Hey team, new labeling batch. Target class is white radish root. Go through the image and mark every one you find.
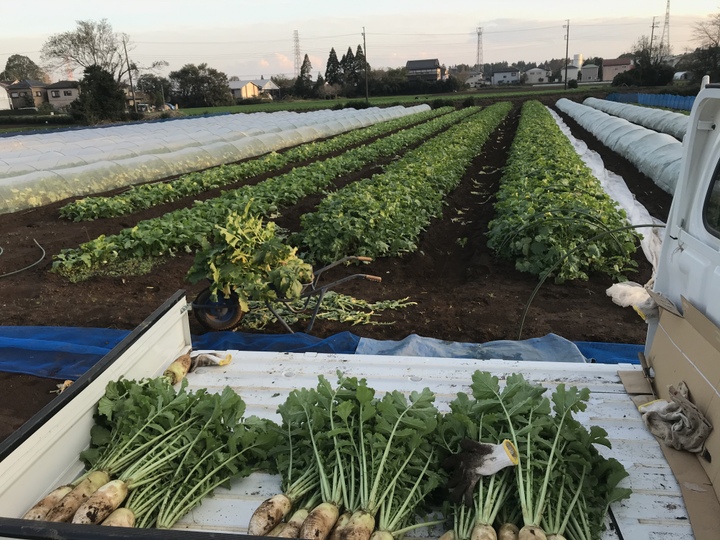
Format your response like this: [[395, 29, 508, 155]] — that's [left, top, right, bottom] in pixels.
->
[[22, 485, 73, 520], [497, 523, 519, 540], [369, 531, 394, 540], [163, 353, 192, 384], [101, 508, 136, 527], [439, 530, 456, 540], [248, 493, 293, 536], [342, 510, 376, 540], [72, 479, 129, 525], [45, 471, 110, 522], [298, 502, 340, 540], [471, 522, 498, 540], [518, 525, 547, 540], [268, 522, 289, 536], [328, 511, 352, 540], [276, 508, 310, 538]]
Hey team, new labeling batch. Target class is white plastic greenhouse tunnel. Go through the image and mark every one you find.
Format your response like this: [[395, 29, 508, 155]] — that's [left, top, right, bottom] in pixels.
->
[[556, 98, 683, 195], [0, 105, 430, 215], [582, 97, 688, 141]]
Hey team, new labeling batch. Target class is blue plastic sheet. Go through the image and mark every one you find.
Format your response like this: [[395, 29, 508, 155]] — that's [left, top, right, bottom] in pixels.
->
[[0, 326, 641, 380]]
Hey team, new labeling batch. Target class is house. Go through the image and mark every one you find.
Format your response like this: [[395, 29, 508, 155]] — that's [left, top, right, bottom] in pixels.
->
[[465, 74, 485, 88], [46, 80, 80, 111], [491, 68, 520, 85], [229, 80, 261, 100], [0, 83, 11, 110], [602, 58, 633, 82], [581, 63, 600, 82], [406, 59, 444, 82], [253, 78, 280, 98], [7, 80, 47, 109], [525, 67, 551, 84], [560, 65, 580, 82]]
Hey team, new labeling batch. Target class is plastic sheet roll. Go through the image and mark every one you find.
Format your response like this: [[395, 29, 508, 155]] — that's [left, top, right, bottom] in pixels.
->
[[0, 104, 431, 214], [583, 97, 688, 141], [556, 98, 683, 194]]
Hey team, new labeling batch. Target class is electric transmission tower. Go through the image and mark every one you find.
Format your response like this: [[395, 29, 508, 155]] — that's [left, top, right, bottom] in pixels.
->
[[476, 26, 483, 72], [293, 30, 301, 78], [659, 0, 671, 54]]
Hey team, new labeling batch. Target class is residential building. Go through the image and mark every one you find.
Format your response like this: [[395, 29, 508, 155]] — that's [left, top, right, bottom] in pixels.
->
[[7, 80, 47, 108], [229, 80, 261, 100], [581, 63, 600, 82], [253, 78, 280, 98], [525, 67, 551, 84], [46, 80, 80, 111], [602, 58, 633, 82], [465, 74, 485, 88], [560, 65, 580, 82], [406, 59, 444, 82], [0, 83, 11, 110], [491, 68, 520, 85]]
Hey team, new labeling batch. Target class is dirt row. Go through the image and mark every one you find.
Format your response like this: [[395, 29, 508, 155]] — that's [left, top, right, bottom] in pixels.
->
[[0, 98, 674, 441]]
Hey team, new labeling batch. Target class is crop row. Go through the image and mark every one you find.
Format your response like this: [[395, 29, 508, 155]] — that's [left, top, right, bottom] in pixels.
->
[[59, 107, 450, 222], [52, 107, 479, 277], [487, 100, 639, 282], [295, 102, 512, 263]]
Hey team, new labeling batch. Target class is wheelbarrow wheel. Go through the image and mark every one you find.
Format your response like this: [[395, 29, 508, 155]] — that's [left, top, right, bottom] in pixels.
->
[[193, 287, 244, 331]]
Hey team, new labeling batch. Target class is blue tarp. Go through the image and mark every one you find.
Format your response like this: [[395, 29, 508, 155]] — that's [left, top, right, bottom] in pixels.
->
[[606, 92, 696, 112], [0, 326, 641, 381]]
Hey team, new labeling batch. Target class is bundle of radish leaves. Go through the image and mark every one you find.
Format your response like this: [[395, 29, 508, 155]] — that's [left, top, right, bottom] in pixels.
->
[[248, 372, 447, 540], [23, 376, 278, 527], [454, 371, 632, 540]]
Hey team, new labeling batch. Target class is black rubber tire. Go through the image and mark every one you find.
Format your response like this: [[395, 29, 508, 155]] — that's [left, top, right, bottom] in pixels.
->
[[193, 287, 244, 331]]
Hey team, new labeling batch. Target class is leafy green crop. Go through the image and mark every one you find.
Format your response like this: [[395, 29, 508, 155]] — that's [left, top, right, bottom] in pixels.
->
[[187, 202, 314, 312], [296, 103, 511, 263], [59, 108, 451, 221], [487, 100, 639, 282], [52, 108, 475, 278]]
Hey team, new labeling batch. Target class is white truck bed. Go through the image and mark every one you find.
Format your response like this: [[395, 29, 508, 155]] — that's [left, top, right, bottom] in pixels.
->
[[0, 293, 695, 539]]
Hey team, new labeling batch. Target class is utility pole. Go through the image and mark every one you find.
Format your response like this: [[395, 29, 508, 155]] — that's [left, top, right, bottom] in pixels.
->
[[122, 38, 137, 113], [563, 20, 570, 90], [650, 16, 659, 60], [476, 26, 483, 73], [362, 27, 369, 104]]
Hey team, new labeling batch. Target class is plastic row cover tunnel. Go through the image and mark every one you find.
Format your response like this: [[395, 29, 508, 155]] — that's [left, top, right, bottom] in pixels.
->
[[0, 105, 430, 214], [556, 98, 683, 195], [583, 97, 688, 141]]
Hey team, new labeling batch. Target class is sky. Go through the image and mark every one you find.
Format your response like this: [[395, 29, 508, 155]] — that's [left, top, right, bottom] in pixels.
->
[[0, 0, 716, 81]]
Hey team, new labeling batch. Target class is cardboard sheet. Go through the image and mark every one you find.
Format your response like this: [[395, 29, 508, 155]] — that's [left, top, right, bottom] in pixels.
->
[[626, 296, 720, 539]]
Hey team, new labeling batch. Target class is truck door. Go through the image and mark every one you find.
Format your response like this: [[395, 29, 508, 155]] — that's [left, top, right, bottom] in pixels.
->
[[652, 86, 720, 334]]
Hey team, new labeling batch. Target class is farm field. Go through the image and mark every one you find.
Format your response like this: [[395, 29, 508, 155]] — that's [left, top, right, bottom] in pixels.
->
[[0, 97, 673, 437]]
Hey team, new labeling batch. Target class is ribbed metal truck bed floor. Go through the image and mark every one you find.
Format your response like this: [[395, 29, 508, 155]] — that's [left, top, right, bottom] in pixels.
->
[[174, 351, 693, 540]]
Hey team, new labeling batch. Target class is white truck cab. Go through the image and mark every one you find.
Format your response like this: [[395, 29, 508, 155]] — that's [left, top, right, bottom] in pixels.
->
[[652, 80, 720, 338]]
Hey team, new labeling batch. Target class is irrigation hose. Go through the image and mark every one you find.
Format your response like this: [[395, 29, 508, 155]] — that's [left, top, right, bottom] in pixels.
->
[[517, 223, 666, 340], [0, 239, 46, 279]]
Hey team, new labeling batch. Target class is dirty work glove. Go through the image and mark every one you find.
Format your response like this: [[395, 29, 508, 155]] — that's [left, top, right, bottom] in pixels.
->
[[642, 381, 713, 454], [443, 438, 518, 506]]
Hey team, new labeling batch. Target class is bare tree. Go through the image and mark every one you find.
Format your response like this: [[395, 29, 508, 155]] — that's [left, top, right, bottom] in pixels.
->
[[693, 12, 720, 49], [41, 19, 130, 82]]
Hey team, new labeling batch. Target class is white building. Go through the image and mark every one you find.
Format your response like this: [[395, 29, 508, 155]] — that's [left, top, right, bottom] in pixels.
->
[[525, 67, 551, 84], [0, 84, 10, 110], [491, 68, 520, 85], [561, 65, 580, 82], [581, 64, 600, 82], [465, 74, 485, 88]]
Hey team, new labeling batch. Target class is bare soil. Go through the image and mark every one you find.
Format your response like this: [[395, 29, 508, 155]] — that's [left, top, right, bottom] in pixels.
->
[[0, 97, 673, 443]]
